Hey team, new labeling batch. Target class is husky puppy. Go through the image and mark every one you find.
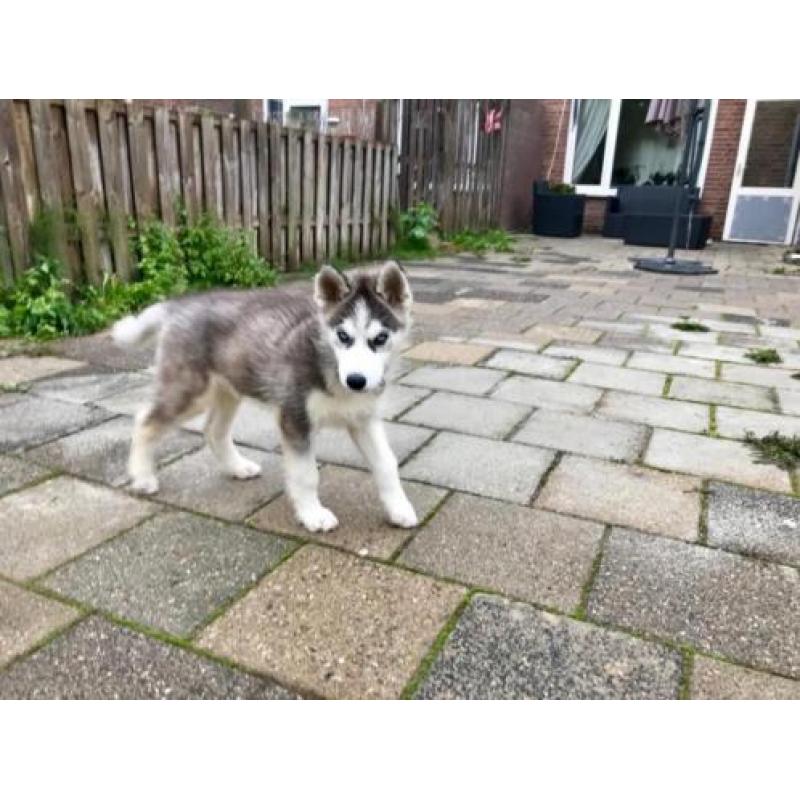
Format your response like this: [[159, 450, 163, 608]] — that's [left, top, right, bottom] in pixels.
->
[[112, 261, 418, 533]]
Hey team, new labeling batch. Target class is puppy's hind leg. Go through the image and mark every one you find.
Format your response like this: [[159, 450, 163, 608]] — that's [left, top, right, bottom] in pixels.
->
[[349, 417, 417, 528], [129, 405, 170, 495], [129, 373, 208, 494], [204, 381, 261, 479]]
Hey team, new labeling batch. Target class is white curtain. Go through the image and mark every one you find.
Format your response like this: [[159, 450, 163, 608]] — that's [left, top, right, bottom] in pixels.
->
[[573, 99, 610, 182]]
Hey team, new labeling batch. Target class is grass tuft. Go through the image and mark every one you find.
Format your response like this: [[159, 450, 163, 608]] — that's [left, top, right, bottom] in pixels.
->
[[745, 348, 782, 365], [671, 318, 710, 333], [744, 430, 800, 470]]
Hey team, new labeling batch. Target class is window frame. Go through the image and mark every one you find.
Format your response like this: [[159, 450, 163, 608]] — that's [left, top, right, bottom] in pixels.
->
[[563, 99, 717, 197]]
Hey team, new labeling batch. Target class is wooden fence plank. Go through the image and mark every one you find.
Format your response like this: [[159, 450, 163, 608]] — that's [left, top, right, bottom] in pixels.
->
[[178, 111, 199, 223], [302, 129, 314, 263], [14, 102, 38, 223], [97, 100, 130, 280], [375, 144, 385, 253], [315, 134, 328, 262], [0, 100, 30, 277], [29, 100, 71, 271], [286, 127, 301, 268], [363, 141, 374, 255], [352, 139, 364, 257], [154, 106, 176, 226], [240, 119, 254, 241], [269, 123, 285, 269], [340, 140, 353, 258], [0, 180, 12, 285], [256, 121, 271, 261], [221, 116, 238, 227], [200, 114, 221, 219], [64, 99, 103, 285], [381, 146, 392, 250], [328, 136, 340, 260], [128, 104, 153, 223]]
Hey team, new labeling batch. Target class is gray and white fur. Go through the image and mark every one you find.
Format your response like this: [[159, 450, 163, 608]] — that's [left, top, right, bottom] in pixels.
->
[[111, 261, 417, 533]]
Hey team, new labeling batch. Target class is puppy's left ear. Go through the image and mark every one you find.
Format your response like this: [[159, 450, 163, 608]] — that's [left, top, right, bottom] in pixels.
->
[[376, 260, 412, 309]]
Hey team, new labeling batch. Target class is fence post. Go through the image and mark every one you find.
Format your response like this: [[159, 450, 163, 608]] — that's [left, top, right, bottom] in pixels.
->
[[0, 100, 30, 280], [97, 100, 131, 281], [64, 99, 103, 285]]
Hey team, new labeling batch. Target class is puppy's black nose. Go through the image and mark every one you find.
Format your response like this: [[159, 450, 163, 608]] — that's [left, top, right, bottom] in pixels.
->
[[346, 373, 367, 391]]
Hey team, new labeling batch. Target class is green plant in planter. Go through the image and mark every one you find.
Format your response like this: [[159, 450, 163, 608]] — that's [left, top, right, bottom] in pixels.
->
[[548, 183, 576, 195]]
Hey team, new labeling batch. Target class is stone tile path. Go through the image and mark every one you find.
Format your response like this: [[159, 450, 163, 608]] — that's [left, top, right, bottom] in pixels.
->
[[2, 235, 800, 698]]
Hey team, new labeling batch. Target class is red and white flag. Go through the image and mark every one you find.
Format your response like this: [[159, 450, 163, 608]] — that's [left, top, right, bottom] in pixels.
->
[[484, 105, 503, 134]]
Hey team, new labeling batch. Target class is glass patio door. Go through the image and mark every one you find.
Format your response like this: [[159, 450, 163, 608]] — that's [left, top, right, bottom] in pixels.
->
[[725, 99, 800, 244]]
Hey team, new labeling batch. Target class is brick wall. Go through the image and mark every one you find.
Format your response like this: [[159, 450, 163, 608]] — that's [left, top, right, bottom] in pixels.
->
[[540, 99, 570, 184], [498, 100, 543, 231], [698, 100, 746, 240], [328, 99, 378, 139], [139, 99, 263, 120], [537, 98, 747, 240]]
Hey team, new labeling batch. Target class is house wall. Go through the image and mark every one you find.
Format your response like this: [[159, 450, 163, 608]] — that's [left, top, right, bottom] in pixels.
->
[[498, 100, 543, 231], [139, 99, 262, 120], [537, 98, 748, 240], [328, 99, 378, 139], [697, 100, 746, 240]]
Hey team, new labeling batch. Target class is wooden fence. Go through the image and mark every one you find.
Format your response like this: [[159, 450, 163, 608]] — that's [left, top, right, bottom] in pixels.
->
[[398, 99, 508, 233], [0, 99, 398, 286]]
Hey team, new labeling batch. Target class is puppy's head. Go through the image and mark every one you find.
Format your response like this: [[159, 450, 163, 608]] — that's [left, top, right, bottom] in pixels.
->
[[314, 261, 412, 393]]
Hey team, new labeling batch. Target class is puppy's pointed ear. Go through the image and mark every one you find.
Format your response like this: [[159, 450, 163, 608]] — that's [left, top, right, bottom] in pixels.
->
[[376, 260, 412, 309], [314, 265, 350, 310]]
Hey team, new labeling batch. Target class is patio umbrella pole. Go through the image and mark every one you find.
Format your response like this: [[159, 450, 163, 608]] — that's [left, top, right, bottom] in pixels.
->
[[633, 99, 717, 276], [665, 100, 696, 263]]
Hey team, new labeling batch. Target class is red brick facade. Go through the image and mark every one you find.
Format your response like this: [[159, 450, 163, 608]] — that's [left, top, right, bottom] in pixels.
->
[[537, 99, 747, 239], [697, 100, 746, 239], [140, 99, 263, 120], [328, 99, 379, 139]]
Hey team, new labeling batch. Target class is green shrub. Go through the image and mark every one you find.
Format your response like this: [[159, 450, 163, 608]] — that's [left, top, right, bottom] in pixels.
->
[[0, 215, 276, 341], [548, 183, 576, 195], [397, 202, 439, 250]]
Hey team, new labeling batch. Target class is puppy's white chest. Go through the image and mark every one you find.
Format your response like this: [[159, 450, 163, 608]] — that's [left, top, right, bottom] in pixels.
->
[[307, 389, 378, 429]]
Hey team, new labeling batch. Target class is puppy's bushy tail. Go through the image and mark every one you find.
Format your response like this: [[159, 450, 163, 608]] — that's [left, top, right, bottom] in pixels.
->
[[111, 303, 167, 348]]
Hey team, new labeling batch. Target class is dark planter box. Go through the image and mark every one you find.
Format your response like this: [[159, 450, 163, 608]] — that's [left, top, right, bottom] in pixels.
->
[[623, 213, 712, 250], [532, 181, 585, 237]]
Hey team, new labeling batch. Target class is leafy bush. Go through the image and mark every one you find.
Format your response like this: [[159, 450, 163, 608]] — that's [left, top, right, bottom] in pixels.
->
[[548, 183, 576, 195], [0, 215, 276, 341], [0, 259, 75, 339], [397, 203, 439, 250]]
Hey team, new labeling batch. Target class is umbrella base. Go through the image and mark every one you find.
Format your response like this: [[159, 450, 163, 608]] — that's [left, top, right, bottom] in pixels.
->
[[631, 257, 717, 275]]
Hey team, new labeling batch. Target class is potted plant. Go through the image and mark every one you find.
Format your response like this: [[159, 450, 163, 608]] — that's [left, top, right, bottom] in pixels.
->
[[532, 181, 585, 237]]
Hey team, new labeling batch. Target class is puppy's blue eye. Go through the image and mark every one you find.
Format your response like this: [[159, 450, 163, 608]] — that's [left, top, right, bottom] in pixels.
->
[[337, 329, 353, 346], [372, 332, 389, 347]]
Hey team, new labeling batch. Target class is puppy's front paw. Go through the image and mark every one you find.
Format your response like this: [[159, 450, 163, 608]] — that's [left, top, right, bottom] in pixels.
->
[[130, 475, 159, 495], [298, 505, 339, 533], [386, 496, 418, 528], [228, 457, 262, 480]]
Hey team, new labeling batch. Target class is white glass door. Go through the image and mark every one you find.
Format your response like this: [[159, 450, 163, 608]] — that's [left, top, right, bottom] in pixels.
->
[[725, 99, 800, 244]]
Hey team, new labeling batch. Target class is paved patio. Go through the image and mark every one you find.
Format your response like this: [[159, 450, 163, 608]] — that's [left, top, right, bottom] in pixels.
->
[[1, 235, 800, 699]]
